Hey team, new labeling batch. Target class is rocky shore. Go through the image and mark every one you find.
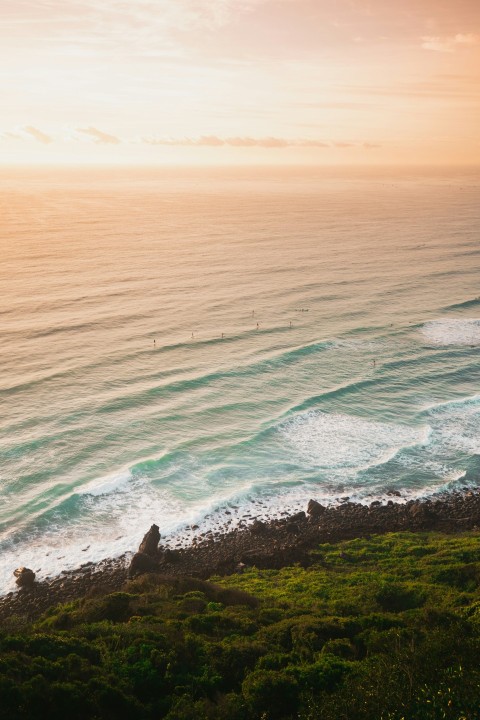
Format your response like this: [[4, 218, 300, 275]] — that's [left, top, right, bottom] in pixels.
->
[[1, 489, 480, 623]]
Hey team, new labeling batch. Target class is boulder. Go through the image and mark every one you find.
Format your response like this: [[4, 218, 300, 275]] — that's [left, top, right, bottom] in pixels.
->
[[408, 501, 436, 522], [138, 524, 160, 557], [289, 511, 306, 523], [307, 499, 326, 518], [13, 567, 35, 588]]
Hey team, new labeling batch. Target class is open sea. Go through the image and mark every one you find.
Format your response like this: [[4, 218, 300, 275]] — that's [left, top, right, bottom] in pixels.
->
[[1, 165, 479, 592]]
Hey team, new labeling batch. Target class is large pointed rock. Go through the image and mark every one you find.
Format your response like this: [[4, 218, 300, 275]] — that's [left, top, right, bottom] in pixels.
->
[[138, 524, 160, 557]]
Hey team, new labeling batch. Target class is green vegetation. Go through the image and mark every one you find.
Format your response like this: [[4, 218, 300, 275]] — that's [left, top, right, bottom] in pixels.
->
[[1, 532, 480, 719]]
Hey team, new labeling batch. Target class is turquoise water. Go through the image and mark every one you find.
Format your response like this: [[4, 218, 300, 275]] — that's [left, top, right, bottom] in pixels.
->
[[1, 166, 479, 590]]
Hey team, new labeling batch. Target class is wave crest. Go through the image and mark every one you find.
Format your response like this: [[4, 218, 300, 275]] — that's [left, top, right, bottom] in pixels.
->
[[279, 411, 427, 472], [421, 319, 480, 346]]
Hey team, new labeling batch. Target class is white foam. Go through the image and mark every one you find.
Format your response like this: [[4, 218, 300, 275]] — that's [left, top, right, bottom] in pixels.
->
[[0, 474, 257, 594], [426, 399, 480, 455], [396, 395, 480, 483], [279, 411, 428, 472], [74, 469, 132, 496], [1, 401, 478, 594], [421, 319, 480, 346]]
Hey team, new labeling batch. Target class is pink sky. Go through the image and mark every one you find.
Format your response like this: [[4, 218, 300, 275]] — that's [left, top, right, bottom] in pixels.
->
[[1, 0, 479, 164]]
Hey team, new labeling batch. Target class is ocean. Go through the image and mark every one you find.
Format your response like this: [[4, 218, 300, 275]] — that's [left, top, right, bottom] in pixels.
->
[[1, 165, 479, 592]]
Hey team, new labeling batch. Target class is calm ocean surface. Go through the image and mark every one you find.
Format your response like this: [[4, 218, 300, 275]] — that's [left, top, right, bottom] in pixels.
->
[[1, 166, 479, 591]]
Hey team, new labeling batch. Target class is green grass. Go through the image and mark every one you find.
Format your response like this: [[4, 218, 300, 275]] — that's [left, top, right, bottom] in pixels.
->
[[1, 532, 480, 719]]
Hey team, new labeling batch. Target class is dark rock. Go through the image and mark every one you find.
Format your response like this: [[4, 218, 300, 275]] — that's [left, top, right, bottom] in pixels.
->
[[138, 524, 160, 557], [13, 567, 36, 588], [250, 520, 267, 535], [307, 499, 326, 517], [129, 552, 159, 576], [408, 501, 436, 523], [289, 511, 306, 524]]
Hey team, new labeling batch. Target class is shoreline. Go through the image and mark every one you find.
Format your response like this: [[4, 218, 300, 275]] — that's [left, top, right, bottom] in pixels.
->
[[1, 487, 480, 623]]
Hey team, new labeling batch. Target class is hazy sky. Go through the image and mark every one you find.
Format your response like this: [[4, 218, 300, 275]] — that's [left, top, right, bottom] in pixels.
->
[[1, 0, 479, 164]]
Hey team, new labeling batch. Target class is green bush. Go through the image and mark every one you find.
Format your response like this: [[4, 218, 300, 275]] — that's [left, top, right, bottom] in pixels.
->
[[242, 669, 299, 719]]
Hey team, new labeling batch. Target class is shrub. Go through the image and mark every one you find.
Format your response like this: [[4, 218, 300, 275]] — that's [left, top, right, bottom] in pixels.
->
[[242, 669, 299, 719]]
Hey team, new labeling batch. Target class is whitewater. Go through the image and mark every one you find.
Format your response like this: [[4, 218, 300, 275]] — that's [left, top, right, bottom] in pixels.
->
[[0, 165, 479, 592]]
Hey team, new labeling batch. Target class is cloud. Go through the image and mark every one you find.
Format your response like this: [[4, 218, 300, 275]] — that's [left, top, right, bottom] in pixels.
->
[[76, 126, 121, 144], [298, 139, 330, 147], [195, 135, 225, 146], [421, 33, 478, 53], [141, 135, 335, 148], [1, 131, 22, 140], [23, 126, 53, 144], [140, 135, 385, 150]]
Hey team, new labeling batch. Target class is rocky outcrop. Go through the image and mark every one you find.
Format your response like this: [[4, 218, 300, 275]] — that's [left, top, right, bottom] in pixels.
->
[[138, 524, 161, 556], [129, 524, 163, 577], [307, 499, 326, 518], [13, 567, 36, 588]]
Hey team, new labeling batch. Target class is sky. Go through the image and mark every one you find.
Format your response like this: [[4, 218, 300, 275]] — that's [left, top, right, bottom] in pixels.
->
[[1, 0, 480, 165]]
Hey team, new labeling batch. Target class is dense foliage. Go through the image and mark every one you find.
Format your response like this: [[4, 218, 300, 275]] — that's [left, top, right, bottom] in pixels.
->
[[1, 532, 480, 719]]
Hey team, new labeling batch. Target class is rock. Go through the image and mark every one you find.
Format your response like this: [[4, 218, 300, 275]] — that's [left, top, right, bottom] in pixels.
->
[[129, 552, 159, 576], [289, 511, 306, 524], [250, 520, 267, 535], [138, 524, 160, 557], [408, 501, 436, 522], [307, 499, 326, 517], [13, 567, 36, 588]]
